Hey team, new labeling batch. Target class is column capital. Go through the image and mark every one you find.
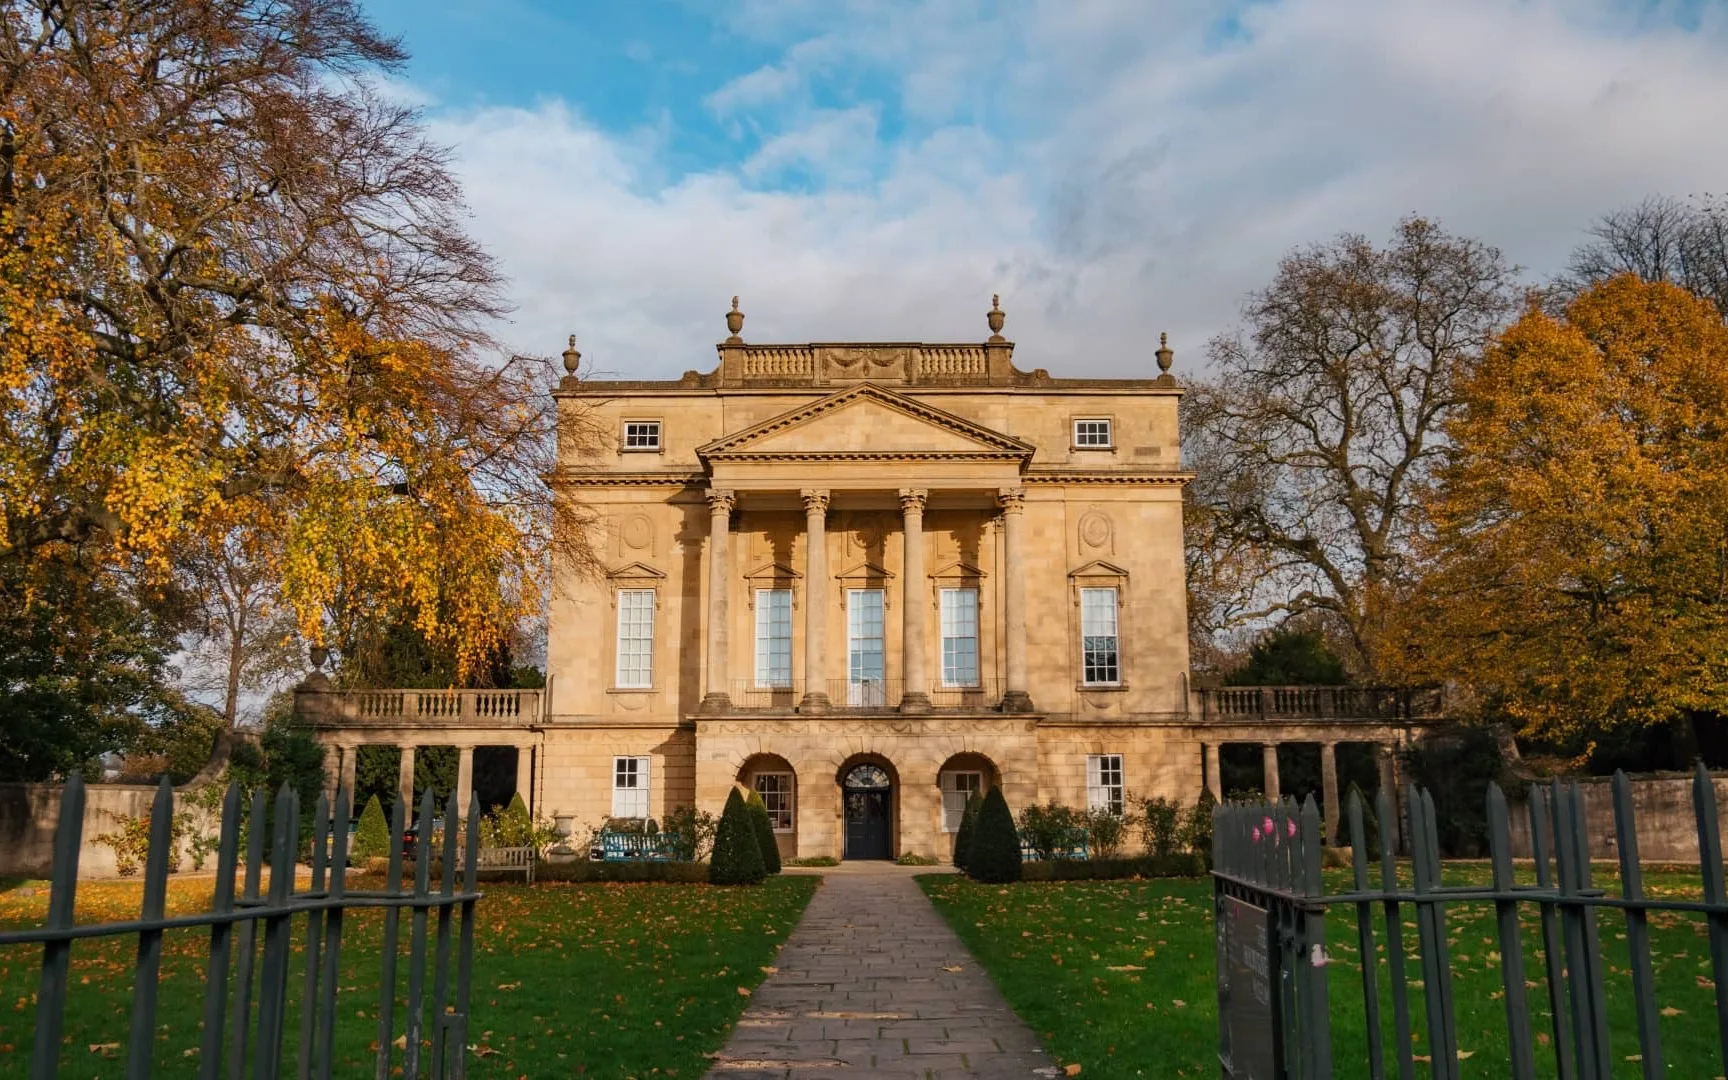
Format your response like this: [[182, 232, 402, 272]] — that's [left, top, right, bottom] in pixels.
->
[[800, 489, 830, 515], [996, 487, 1026, 514], [897, 488, 928, 513], [706, 488, 736, 514]]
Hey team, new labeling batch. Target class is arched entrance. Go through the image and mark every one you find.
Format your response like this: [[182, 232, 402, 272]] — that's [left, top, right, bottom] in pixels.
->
[[737, 753, 798, 861], [840, 761, 894, 860]]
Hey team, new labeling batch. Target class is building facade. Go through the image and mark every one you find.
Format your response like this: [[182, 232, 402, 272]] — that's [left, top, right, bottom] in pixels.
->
[[539, 298, 1195, 860], [302, 299, 1435, 858]]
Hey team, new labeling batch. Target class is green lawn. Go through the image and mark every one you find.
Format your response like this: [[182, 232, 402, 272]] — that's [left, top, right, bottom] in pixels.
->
[[0, 872, 817, 1078], [920, 866, 1728, 1080]]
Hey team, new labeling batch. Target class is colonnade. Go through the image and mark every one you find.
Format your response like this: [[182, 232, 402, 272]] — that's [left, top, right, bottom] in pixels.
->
[[701, 485, 1032, 714], [1200, 737, 1403, 848], [321, 741, 535, 815]]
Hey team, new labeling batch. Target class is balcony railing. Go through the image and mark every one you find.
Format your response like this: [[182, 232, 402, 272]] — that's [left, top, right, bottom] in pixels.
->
[[303, 688, 543, 728], [1197, 685, 1443, 723], [726, 677, 1004, 712]]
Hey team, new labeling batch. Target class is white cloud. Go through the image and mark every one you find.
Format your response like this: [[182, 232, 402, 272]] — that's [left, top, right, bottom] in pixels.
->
[[427, 0, 1728, 380]]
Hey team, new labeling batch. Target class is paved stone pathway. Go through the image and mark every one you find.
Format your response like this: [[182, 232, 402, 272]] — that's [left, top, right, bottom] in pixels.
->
[[704, 867, 1057, 1080]]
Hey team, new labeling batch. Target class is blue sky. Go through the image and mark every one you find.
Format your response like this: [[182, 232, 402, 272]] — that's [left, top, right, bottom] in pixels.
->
[[349, 0, 1728, 380]]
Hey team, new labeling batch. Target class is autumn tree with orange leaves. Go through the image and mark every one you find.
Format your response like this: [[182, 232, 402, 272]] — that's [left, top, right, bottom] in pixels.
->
[[1393, 276, 1728, 742], [0, 0, 594, 776]]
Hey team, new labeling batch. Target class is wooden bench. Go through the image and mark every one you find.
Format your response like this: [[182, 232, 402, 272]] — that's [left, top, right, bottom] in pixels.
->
[[1020, 830, 1090, 862], [594, 831, 680, 862], [473, 845, 536, 883]]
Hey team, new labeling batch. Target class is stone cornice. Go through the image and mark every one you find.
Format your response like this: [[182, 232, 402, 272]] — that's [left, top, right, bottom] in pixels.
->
[[1023, 471, 1194, 485], [551, 470, 706, 487]]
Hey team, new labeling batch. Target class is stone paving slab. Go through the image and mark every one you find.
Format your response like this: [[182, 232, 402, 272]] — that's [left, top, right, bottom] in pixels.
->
[[704, 868, 1059, 1080]]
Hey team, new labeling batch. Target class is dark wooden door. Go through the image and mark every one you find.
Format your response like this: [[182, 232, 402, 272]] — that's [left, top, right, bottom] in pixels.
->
[[843, 788, 891, 859]]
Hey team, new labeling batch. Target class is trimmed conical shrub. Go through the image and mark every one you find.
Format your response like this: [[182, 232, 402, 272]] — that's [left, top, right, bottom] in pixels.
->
[[709, 787, 766, 885], [353, 794, 390, 860], [953, 792, 982, 870], [967, 786, 1022, 884], [745, 790, 782, 874]]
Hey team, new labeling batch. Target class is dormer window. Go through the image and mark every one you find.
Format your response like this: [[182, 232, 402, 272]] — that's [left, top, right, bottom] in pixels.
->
[[1073, 418, 1113, 448], [623, 420, 661, 451]]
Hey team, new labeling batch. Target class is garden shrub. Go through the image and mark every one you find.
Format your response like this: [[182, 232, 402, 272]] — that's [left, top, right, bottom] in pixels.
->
[[1016, 802, 1083, 861], [952, 792, 982, 870], [1085, 807, 1132, 858], [662, 805, 718, 862], [895, 852, 939, 866], [1019, 853, 1205, 882], [535, 859, 711, 884], [93, 806, 188, 876], [745, 790, 782, 874], [709, 787, 766, 885], [785, 855, 839, 867], [1181, 790, 1217, 864], [1141, 796, 1181, 856], [353, 795, 390, 860], [968, 787, 1022, 884]]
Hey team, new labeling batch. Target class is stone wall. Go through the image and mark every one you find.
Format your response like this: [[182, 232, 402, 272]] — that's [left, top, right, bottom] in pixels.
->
[[0, 782, 214, 879], [1503, 772, 1728, 863]]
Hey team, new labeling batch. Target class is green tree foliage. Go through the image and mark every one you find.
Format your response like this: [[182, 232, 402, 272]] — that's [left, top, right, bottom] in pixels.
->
[[353, 795, 390, 860], [1224, 627, 1347, 686], [1400, 729, 1503, 857], [0, 553, 195, 781], [968, 787, 1022, 884], [1015, 802, 1083, 861], [953, 793, 982, 870], [708, 787, 765, 886], [227, 692, 327, 862], [1141, 797, 1182, 857], [745, 790, 781, 874]]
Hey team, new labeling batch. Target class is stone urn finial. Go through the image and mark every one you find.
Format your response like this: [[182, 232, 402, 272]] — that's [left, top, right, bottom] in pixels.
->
[[987, 294, 1006, 342], [725, 296, 745, 343], [1156, 331, 1174, 374], [561, 334, 581, 375], [309, 644, 328, 671]]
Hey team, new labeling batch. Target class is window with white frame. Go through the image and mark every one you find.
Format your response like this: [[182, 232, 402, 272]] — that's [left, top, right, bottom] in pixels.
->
[[615, 589, 656, 688], [754, 588, 793, 687], [753, 773, 794, 831], [847, 589, 886, 706], [1080, 586, 1120, 685], [1086, 754, 1124, 815], [612, 756, 650, 818], [622, 420, 661, 450], [1073, 418, 1113, 448], [940, 770, 983, 832], [939, 588, 980, 687]]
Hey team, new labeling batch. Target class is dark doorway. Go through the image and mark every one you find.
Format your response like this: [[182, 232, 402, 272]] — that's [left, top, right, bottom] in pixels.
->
[[842, 763, 892, 860]]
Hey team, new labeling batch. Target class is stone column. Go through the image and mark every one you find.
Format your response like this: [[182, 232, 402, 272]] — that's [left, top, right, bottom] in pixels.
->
[[322, 741, 341, 801], [1378, 744, 1402, 853], [456, 745, 475, 815], [898, 489, 930, 713], [1262, 743, 1281, 802], [339, 743, 358, 803], [515, 745, 534, 811], [997, 488, 1033, 713], [701, 489, 735, 712], [799, 490, 831, 712], [1320, 741, 1340, 844], [398, 744, 416, 810], [1203, 742, 1221, 800]]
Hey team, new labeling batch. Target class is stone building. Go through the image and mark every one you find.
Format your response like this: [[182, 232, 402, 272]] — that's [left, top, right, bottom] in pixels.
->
[[304, 298, 1433, 860]]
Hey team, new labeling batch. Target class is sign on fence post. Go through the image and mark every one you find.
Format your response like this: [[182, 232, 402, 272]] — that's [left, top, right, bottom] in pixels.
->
[[1216, 892, 1280, 1080]]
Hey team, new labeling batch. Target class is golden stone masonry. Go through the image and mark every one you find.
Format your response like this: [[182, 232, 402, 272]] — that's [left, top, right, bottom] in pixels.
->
[[301, 297, 1431, 860]]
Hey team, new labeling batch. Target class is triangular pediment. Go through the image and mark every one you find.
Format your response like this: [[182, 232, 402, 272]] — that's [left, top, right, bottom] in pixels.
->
[[835, 560, 894, 581], [698, 383, 1034, 460], [606, 561, 667, 581], [743, 561, 802, 582], [1068, 559, 1130, 579], [931, 560, 988, 580]]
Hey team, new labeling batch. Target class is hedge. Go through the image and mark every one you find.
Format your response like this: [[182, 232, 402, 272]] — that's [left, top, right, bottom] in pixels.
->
[[953, 792, 981, 871], [1018, 853, 1206, 882], [534, 859, 711, 884]]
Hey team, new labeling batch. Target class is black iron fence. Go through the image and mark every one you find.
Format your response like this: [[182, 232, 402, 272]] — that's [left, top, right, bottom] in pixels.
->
[[1213, 762, 1728, 1080], [0, 773, 483, 1080]]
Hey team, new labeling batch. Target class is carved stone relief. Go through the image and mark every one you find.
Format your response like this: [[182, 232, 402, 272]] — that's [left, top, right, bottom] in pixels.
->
[[1078, 509, 1113, 554]]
